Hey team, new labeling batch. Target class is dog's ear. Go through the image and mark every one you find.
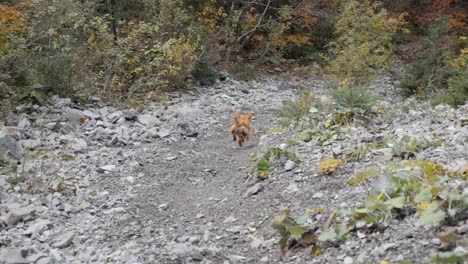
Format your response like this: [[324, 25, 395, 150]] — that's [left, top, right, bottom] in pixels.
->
[[248, 112, 253, 119]]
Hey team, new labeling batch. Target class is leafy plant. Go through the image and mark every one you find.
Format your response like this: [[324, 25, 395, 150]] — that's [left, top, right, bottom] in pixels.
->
[[347, 161, 467, 226], [427, 251, 468, 264], [276, 89, 314, 127], [271, 209, 320, 256], [252, 147, 300, 178], [400, 17, 467, 107], [346, 144, 378, 162], [318, 223, 350, 242], [432, 49, 468, 107], [325, 0, 406, 83], [299, 128, 320, 142], [35, 56, 76, 96], [385, 135, 440, 159], [332, 86, 376, 113]]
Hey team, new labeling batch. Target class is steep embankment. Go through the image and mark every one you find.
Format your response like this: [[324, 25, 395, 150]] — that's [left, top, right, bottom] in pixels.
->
[[0, 76, 466, 263]]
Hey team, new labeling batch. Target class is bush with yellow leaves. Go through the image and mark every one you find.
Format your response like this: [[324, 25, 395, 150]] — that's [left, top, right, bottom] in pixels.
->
[[325, 0, 406, 84], [318, 158, 343, 175]]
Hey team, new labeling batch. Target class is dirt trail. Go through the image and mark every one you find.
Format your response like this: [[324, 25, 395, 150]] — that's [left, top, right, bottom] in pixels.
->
[[87, 79, 299, 263], [3, 77, 466, 263]]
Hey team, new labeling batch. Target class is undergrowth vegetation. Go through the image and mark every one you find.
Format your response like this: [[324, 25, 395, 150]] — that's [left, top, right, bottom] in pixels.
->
[[272, 160, 467, 261], [252, 147, 300, 179], [0, 0, 466, 107]]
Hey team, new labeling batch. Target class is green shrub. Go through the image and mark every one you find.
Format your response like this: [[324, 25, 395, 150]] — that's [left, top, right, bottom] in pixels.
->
[[35, 56, 76, 96], [252, 147, 299, 178], [192, 52, 219, 85], [276, 89, 313, 127], [325, 0, 405, 83], [399, 17, 463, 100], [332, 86, 376, 112], [432, 73, 468, 107], [228, 62, 257, 81]]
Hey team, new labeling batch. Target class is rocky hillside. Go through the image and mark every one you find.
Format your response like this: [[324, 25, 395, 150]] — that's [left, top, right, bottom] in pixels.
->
[[0, 76, 467, 264]]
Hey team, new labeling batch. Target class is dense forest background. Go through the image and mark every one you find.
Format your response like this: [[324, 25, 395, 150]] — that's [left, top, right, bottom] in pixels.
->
[[0, 0, 466, 109]]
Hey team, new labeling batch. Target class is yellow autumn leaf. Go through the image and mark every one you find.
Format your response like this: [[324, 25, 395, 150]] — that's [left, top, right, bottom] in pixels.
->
[[307, 208, 324, 213], [417, 199, 430, 214], [376, 190, 385, 201], [312, 245, 320, 256], [380, 261, 390, 264], [324, 119, 332, 128], [321, 96, 329, 105], [300, 99, 308, 110]]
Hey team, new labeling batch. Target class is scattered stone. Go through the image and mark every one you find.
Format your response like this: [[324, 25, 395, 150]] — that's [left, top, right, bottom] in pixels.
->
[[166, 155, 178, 161], [157, 128, 171, 138], [26, 253, 50, 263], [125, 176, 136, 184], [52, 231, 75, 248], [223, 216, 237, 223], [226, 255, 248, 263], [286, 183, 299, 193], [284, 160, 296, 171], [71, 138, 88, 153], [19, 139, 41, 150], [343, 256, 353, 264], [457, 224, 468, 234], [312, 192, 324, 199], [98, 165, 116, 173], [243, 183, 264, 197], [138, 114, 158, 126], [0, 131, 22, 161], [4, 205, 36, 225], [196, 213, 205, 219], [108, 111, 124, 123], [83, 109, 101, 120], [248, 235, 264, 249], [17, 118, 31, 131], [23, 220, 52, 236], [31, 84, 53, 94], [226, 226, 242, 233], [64, 108, 85, 123], [0, 248, 29, 264]]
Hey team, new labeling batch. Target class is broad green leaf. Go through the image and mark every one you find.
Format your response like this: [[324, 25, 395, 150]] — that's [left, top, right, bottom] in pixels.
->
[[418, 202, 446, 225], [415, 186, 432, 203], [318, 229, 336, 241], [295, 211, 311, 225], [385, 196, 405, 208], [288, 225, 311, 240], [335, 224, 349, 240], [372, 174, 395, 195], [364, 167, 378, 178]]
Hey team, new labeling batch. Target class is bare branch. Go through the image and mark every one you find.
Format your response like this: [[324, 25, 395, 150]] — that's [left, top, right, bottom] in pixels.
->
[[235, 0, 271, 44]]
